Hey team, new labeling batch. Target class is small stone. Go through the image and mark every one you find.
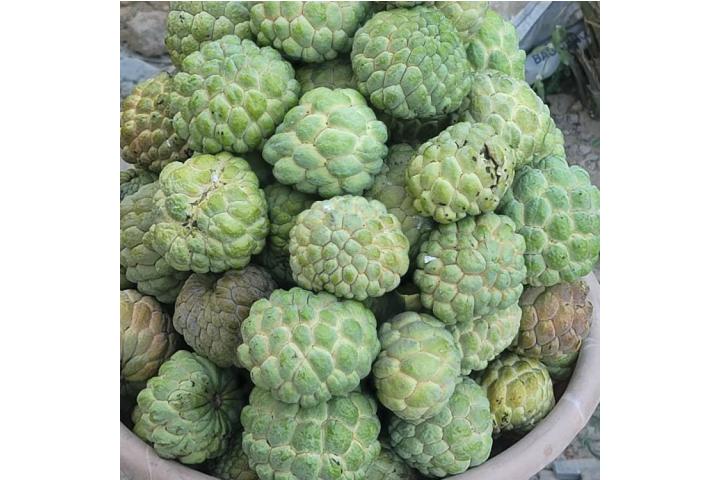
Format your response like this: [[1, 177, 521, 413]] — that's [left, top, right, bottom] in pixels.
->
[[579, 144, 592, 156], [567, 113, 580, 125], [570, 100, 583, 112], [553, 458, 600, 480], [539, 470, 559, 480], [126, 11, 167, 57]]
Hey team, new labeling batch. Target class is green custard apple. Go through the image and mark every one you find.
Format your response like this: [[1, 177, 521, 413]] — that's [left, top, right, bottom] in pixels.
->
[[120, 168, 158, 201], [466, 9, 526, 79]]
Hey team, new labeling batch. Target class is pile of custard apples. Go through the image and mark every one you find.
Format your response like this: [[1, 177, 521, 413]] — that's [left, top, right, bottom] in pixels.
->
[[120, 2, 599, 479]]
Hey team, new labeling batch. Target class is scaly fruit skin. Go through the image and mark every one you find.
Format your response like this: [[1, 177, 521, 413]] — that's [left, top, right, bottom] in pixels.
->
[[257, 247, 295, 288], [120, 72, 191, 172], [132, 350, 244, 464], [405, 122, 516, 224], [120, 182, 190, 304], [512, 280, 593, 359], [433, 1, 490, 43], [289, 196, 409, 300], [365, 143, 435, 261], [373, 312, 462, 423], [466, 10, 526, 80], [365, 442, 419, 480], [241, 387, 381, 480], [250, 2, 371, 63], [237, 288, 379, 406], [389, 378, 493, 478], [499, 156, 600, 286], [542, 351, 578, 381], [263, 183, 318, 256], [262, 87, 388, 197], [147, 153, 269, 274], [351, 6, 472, 119], [173, 266, 277, 368], [120, 168, 158, 201], [120, 290, 178, 383], [165, 2, 253, 68], [208, 436, 259, 480], [449, 303, 522, 374], [455, 71, 555, 167], [414, 213, 526, 324], [171, 36, 300, 155], [475, 352, 555, 433], [296, 59, 357, 95]]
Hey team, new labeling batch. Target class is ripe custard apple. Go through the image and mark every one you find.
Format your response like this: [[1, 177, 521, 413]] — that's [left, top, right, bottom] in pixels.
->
[[455, 70, 555, 167], [120, 72, 191, 172], [165, 2, 253, 68], [208, 436, 259, 480], [132, 350, 244, 464], [173, 266, 277, 368], [373, 312, 462, 423], [171, 35, 300, 155], [296, 59, 357, 95], [289, 196, 409, 300], [414, 213, 526, 324], [262, 87, 388, 197], [405, 122, 517, 224], [389, 378, 493, 478], [448, 303, 522, 375], [146, 153, 269, 274], [241, 387, 381, 479], [351, 6, 472, 119], [365, 143, 435, 261], [237, 287, 380, 406], [499, 155, 600, 286], [475, 352, 555, 433], [120, 168, 158, 201], [264, 183, 318, 256], [365, 442, 419, 480], [250, 2, 371, 63], [542, 351, 579, 381], [120, 289, 178, 383], [512, 280, 593, 359], [120, 182, 190, 304], [466, 10, 526, 79], [433, 1, 490, 43]]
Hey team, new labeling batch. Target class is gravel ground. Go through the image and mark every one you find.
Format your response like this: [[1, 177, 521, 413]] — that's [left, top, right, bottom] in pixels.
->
[[119, 4, 600, 479]]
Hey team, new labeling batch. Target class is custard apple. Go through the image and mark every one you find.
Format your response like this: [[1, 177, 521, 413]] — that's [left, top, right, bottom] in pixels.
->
[[120, 72, 191, 172], [373, 312, 462, 423], [512, 280, 593, 359], [542, 351, 579, 381], [405, 122, 517, 224], [237, 287, 380, 406], [351, 6, 472, 119], [448, 303, 522, 374], [146, 153, 269, 274], [171, 35, 300, 155], [289, 196, 409, 300], [466, 10, 526, 79], [376, 111, 451, 145], [132, 350, 244, 464], [120, 182, 190, 304], [120, 289, 178, 383], [262, 87, 388, 197], [173, 266, 277, 368], [365, 442, 419, 480], [475, 352, 555, 433], [264, 183, 318, 255], [365, 143, 435, 261], [455, 70, 556, 167], [256, 247, 295, 288], [241, 387, 381, 479], [389, 378, 493, 478], [208, 436, 259, 480], [120, 168, 158, 201], [433, 1, 490, 43], [296, 59, 357, 95], [499, 155, 600, 286], [250, 1, 371, 63], [414, 213, 526, 324], [165, 1, 254, 68]]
